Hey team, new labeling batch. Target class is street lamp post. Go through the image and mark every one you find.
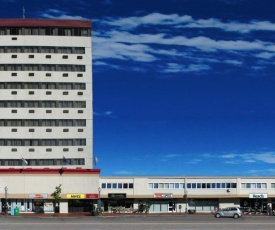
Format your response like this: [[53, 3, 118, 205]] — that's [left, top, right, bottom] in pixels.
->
[[4, 186, 8, 215], [184, 190, 188, 214], [97, 187, 101, 210]]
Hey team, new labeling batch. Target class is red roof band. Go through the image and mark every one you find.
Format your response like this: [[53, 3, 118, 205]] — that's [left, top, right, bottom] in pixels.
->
[[0, 168, 100, 174], [0, 19, 92, 28]]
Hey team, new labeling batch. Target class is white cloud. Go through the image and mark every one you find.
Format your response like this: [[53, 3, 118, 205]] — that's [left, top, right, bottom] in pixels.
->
[[163, 63, 211, 73], [218, 152, 275, 164], [41, 9, 88, 20], [114, 170, 133, 175], [101, 13, 275, 34]]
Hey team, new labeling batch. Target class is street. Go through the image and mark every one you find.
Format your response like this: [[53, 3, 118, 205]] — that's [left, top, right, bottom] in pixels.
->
[[0, 215, 275, 230]]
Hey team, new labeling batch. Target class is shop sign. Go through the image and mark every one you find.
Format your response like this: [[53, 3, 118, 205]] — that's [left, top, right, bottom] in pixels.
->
[[154, 193, 173, 198], [108, 193, 126, 199], [29, 193, 48, 199], [249, 193, 268, 199], [66, 194, 85, 199], [86, 194, 99, 199]]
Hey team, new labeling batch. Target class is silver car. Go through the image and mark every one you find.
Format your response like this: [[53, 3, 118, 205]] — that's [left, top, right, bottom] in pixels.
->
[[215, 207, 242, 219]]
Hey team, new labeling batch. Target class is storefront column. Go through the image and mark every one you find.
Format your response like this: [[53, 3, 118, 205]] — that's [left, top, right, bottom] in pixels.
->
[[59, 201, 68, 213]]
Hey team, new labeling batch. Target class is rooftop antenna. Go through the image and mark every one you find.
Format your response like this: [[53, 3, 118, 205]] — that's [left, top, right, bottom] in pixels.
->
[[23, 6, 25, 19]]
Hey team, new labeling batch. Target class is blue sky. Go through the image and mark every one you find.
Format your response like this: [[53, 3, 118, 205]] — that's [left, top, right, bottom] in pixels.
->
[[2, 0, 275, 176]]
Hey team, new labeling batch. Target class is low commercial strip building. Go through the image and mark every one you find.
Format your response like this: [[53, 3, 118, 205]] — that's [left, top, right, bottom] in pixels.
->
[[1, 173, 275, 214]]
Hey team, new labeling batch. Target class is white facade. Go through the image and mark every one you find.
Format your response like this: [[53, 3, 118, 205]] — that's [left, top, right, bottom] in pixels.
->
[[0, 19, 93, 168]]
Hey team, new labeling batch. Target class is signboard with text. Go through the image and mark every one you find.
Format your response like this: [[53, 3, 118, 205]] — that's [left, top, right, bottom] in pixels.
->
[[154, 193, 173, 198], [86, 194, 99, 199], [29, 193, 48, 199], [66, 194, 85, 199], [249, 193, 268, 199]]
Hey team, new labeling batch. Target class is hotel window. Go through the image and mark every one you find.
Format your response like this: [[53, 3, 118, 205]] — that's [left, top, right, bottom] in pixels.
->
[[11, 73, 17, 76], [11, 55, 17, 58], [11, 148, 17, 152], [11, 91, 17, 95], [29, 55, 34, 58], [271, 183, 275, 189], [29, 129, 34, 132]]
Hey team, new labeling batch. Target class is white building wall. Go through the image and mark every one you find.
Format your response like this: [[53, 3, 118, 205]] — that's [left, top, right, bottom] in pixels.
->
[[0, 27, 92, 169]]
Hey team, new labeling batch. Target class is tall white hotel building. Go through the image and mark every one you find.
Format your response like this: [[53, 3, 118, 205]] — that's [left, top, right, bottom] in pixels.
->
[[0, 19, 100, 213]]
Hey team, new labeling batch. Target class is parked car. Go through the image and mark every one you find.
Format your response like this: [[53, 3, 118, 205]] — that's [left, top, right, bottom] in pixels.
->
[[214, 207, 242, 219]]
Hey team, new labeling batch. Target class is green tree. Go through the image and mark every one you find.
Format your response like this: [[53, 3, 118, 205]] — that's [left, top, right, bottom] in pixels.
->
[[51, 184, 62, 213]]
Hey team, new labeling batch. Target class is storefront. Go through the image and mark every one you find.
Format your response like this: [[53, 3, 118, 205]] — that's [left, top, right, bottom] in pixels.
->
[[240, 193, 268, 214], [67, 193, 99, 213]]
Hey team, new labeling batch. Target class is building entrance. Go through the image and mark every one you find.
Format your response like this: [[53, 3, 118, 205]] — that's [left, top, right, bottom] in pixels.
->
[[240, 198, 267, 214]]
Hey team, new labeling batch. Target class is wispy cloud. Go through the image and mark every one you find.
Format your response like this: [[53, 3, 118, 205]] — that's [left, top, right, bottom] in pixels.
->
[[159, 154, 182, 162], [114, 170, 133, 175], [219, 152, 275, 164], [41, 9, 275, 74], [94, 110, 115, 117], [41, 9, 88, 20]]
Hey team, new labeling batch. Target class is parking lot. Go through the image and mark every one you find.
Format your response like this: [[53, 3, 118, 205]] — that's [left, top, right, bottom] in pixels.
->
[[0, 214, 275, 230]]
